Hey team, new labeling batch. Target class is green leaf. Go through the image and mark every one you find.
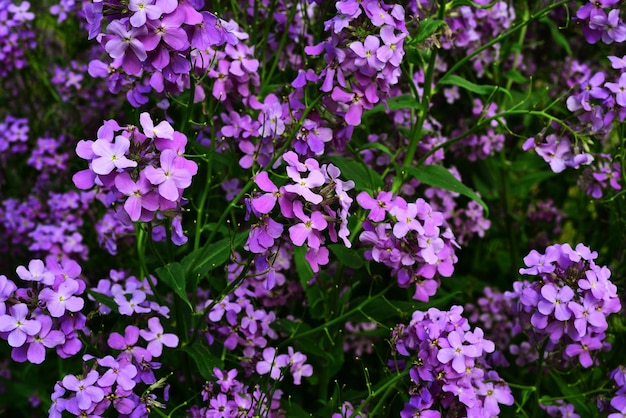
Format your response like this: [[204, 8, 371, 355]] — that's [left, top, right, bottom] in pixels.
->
[[439, 74, 512, 101], [182, 342, 224, 380], [327, 155, 383, 191], [539, 17, 572, 56], [405, 165, 489, 215], [411, 18, 446, 44], [294, 245, 314, 285], [366, 95, 420, 115], [87, 290, 118, 312], [155, 262, 192, 310], [328, 244, 364, 270], [182, 232, 248, 283]]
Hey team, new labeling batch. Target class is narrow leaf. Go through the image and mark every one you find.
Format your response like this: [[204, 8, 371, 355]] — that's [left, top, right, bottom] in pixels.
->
[[439, 74, 512, 100], [182, 343, 224, 380], [327, 155, 383, 191], [182, 232, 248, 280], [328, 244, 364, 270], [406, 165, 489, 215], [155, 262, 192, 310], [87, 290, 118, 312]]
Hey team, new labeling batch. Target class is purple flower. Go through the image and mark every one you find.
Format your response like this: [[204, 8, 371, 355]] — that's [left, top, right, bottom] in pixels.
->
[[537, 284, 574, 321], [283, 167, 325, 204], [606, 73, 626, 106], [15, 259, 54, 285], [91, 135, 137, 176], [61, 370, 105, 410], [12, 315, 64, 364], [128, 0, 163, 28], [104, 21, 148, 75], [144, 149, 193, 201], [97, 355, 138, 391], [139, 317, 179, 357], [0, 303, 41, 347], [140, 112, 174, 140], [256, 347, 289, 380], [39, 279, 85, 318], [115, 172, 159, 222], [436, 330, 479, 373], [288, 201, 328, 248]]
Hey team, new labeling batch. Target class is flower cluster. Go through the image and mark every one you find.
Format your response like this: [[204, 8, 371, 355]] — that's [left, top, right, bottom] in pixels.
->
[[305, 0, 408, 127], [0, 258, 87, 364], [578, 152, 622, 198], [73, 114, 197, 243], [0, 1, 35, 77], [508, 243, 621, 368], [50, 318, 178, 417], [358, 191, 458, 301], [191, 367, 283, 418], [85, 0, 257, 107], [247, 151, 354, 275], [390, 306, 514, 417], [576, 0, 626, 44]]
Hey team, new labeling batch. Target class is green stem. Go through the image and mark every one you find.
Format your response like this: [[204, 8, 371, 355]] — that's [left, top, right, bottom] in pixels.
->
[[400, 0, 446, 173], [352, 368, 409, 417], [187, 94, 324, 275], [440, 0, 570, 84], [280, 284, 393, 345]]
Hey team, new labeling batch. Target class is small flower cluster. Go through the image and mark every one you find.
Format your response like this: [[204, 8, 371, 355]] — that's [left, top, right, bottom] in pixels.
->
[[191, 367, 283, 418], [508, 243, 621, 368], [576, 0, 626, 44], [0, 258, 87, 364], [85, 0, 255, 106], [606, 365, 626, 417], [255, 346, 313, 385], [523, 131, 594, 174], [439, 1, 516, 77], [50, 318, 178, 417], [305, 0, 408, 127], [358, 191, 458, 301], [90, 269, 170, 318], [423, 167, 490, 246], [0, 114, 28, 155], [0, 190, 91, 261], [450, 99, 506, 161], [247, 151, 354, 275], [525, 199, 567, 249], [390, 306, 514, 417], [73, 114, 197, 243], [0, 0, 36, 77], [578, 152, 622, 198]]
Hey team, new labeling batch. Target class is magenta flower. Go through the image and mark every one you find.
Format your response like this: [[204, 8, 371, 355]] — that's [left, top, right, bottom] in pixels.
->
[[0, 303, 41, 347], [283, 167, 325, 204], [91, 135, 137, 176], [115, 172, 159, 221], [606, 73, 626, 106], [288, 201, 328, 248], [350, 35, 384, 70], [144, 149, 193, 201], [537, 284, 574, 321], [139, 317, 179, 357], [39, 279, 84, 318], [141, 12, 189, 51], [61, 370, 105, 410]]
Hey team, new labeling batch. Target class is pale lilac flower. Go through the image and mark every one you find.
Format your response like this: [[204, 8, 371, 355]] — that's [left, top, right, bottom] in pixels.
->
[[140, 112, 174, 140], [91, 135, 137, 175], [39, 279, 85, 318], [97, 355, 138, 390], [0, 303, 41, 347], [15, 259, 54, 285], [62, 370, 105, 410], [139, 317, 179, 357], [144, 149, 193, 201], [128, 0, 163, 28]]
